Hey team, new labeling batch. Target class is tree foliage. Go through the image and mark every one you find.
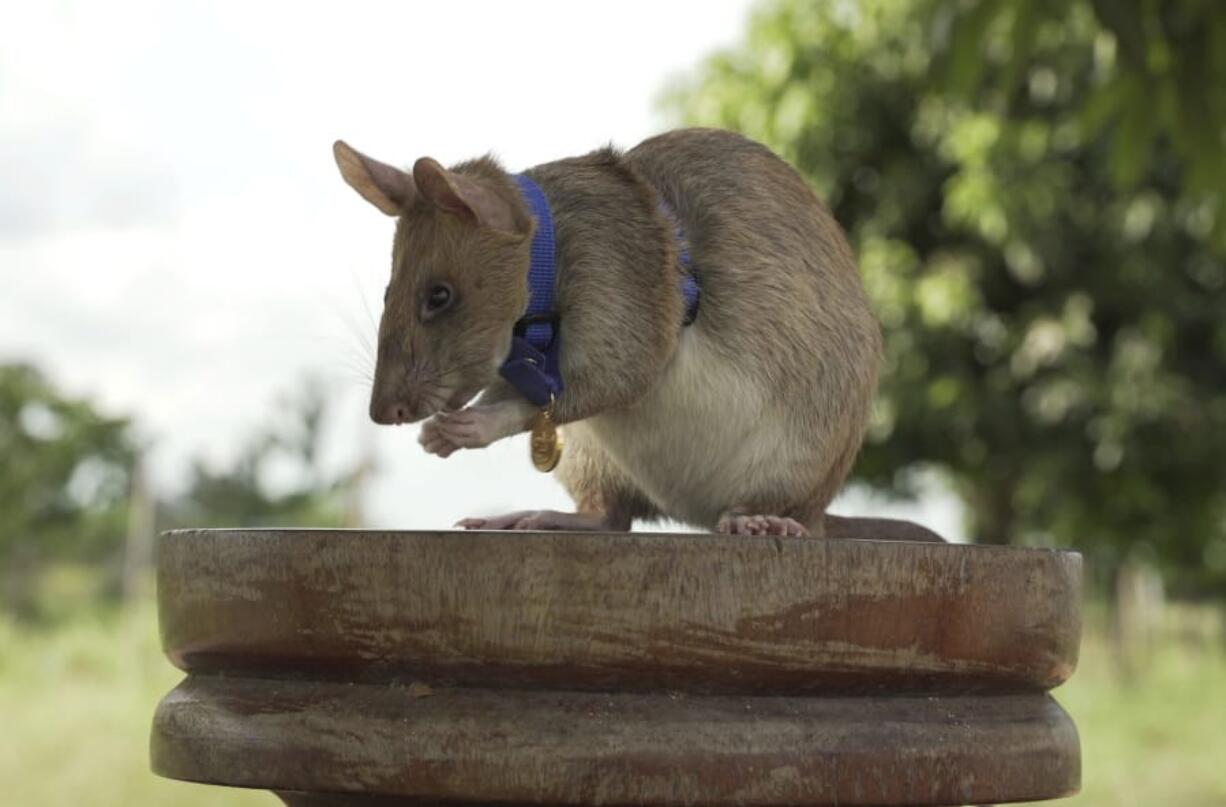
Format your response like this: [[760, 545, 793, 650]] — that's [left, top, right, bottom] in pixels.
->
[[932, 0, 1226, 208], [0, 364, 136, 561], [0, 364, 136, 615], [0, 366, 362, 620], [670, 0, 1226, 593], [164, 377, 362, 529]]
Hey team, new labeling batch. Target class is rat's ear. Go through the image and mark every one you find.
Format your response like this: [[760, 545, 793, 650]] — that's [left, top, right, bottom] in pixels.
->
[[333, 140, 416, 216], [412, 157, 522, 235]]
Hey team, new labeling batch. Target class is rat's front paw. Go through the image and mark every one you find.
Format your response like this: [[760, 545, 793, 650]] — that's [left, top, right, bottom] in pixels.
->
[[418, 404, 524, 457], [418, 415, 463, 457]]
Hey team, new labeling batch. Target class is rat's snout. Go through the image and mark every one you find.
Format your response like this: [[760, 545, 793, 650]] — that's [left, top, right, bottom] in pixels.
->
[[370, 335, 434, 426], [369, 398, 414, 426], [369, 382, 435, 425]]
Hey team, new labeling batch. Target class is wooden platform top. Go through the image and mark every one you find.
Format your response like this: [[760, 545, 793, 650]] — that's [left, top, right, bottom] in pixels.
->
[[157, 529, 1081, 695]]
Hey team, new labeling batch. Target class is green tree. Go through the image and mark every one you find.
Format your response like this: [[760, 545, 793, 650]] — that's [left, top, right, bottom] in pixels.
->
[[0, 364, 136, 617], [932, 0, 1226, 209], [670, 0, 1226, 593], [0, 365, 364, 621], [165, 377, 365, 529]]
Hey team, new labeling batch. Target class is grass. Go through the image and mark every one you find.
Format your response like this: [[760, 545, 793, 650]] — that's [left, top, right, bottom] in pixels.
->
[[0, 602, 270, 807], [1, 601, 1224, 807], [1055, 606, 1226, 807]]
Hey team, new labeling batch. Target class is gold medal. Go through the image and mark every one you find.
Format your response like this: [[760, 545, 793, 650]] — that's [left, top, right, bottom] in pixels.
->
[[530, 402, 562, 472]]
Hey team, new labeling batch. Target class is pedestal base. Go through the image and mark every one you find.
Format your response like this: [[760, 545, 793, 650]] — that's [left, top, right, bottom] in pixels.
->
[[154, 675, 1078, 806], [151, 529, 1083, 806]]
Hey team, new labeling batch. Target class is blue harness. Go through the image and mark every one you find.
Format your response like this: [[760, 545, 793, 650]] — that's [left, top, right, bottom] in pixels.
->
[[499, 174, 700, 408]]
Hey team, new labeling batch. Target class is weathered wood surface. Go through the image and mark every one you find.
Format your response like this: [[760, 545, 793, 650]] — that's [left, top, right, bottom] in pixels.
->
[[151, 529, 1083, 806], [158, 529, 1081, 694], [153, 675, 1079, 806]]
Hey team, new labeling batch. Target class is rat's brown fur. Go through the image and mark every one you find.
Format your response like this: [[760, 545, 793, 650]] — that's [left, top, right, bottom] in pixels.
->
[[335, 129, 938, 540], [369, 156, 531, 422]]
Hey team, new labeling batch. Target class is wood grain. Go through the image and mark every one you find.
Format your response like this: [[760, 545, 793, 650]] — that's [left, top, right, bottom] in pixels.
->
[[158, 529, 1081, 694], [153, 674, 1079, 806], [151, 529, 1083, 805]]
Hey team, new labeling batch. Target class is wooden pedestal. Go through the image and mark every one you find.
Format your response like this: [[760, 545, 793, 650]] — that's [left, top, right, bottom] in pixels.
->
[[151, 529, 1082, 806]]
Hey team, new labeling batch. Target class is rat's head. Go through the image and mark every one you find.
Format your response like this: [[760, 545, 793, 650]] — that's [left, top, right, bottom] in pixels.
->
[[333, 141, 533, 425]]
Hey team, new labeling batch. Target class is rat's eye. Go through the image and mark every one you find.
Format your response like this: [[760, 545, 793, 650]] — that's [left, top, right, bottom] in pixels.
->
[[424, 283, 453, 314]]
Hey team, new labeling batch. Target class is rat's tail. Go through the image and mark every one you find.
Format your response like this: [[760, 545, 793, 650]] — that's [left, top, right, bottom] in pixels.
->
[[823, 515, 947, 543]]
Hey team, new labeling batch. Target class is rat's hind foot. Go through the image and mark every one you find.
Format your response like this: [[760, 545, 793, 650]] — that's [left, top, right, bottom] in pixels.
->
[[457, 510, 621, 532], [716, 512, 810, 537]]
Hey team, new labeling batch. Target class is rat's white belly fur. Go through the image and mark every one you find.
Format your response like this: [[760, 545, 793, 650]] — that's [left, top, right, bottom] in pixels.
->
[[581, 328, 813, 526]]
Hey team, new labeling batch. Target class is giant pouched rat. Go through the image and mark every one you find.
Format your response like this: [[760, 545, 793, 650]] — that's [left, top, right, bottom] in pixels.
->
[[334, 128, 941, 540]]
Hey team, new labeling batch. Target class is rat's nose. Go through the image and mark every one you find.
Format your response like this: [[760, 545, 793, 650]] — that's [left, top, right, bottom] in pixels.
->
[[370, 399, 412, 425]]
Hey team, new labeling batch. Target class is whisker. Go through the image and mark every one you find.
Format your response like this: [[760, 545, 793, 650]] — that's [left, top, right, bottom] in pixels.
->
[[322, 271, 378, 363], [343, 350, 375, 378], [339, 368, 375, 387], [312, 365, 375, 393], [332, 348, 375, 376], [352, 272, 380, 336]]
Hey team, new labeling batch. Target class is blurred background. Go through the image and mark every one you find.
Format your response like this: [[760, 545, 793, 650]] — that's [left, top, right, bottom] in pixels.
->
[[1, 0, 1224, 804]]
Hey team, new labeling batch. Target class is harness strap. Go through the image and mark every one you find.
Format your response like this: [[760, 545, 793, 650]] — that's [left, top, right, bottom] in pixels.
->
[[498, 174, 699, 408]]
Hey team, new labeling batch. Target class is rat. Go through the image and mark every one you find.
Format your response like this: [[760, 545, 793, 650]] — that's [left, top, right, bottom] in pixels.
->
[[333, 128, 942, 540]]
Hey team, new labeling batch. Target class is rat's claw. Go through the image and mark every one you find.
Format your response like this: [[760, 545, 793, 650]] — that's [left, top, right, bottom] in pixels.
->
[[716, 512, 809, 537], [763, 515, 808, 537]]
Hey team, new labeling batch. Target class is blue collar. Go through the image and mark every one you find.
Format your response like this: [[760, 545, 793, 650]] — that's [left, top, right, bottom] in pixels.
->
[[498, 174, 699, 408]]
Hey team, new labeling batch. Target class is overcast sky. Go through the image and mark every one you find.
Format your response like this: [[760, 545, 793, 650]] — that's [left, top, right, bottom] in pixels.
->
[[0, 0, 963, 538]]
